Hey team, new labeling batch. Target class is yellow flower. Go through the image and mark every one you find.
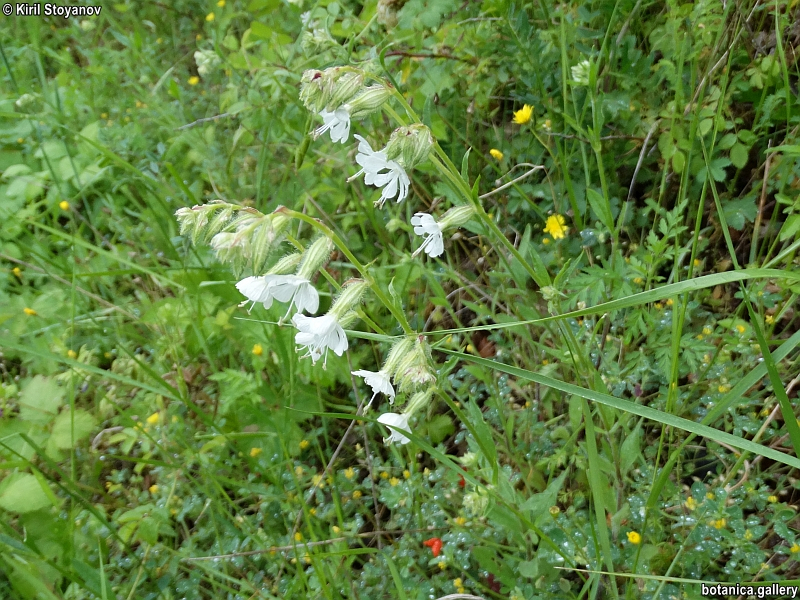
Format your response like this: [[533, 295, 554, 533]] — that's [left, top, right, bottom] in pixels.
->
[[217, 0, 225, 5], [196, 34, 203, 41], [252, 343, 263, 356], [294, 465, 304, 476], [718, 384, 730, 393], [100, 112, 108, 119], [512, 104, 533, 125], [706, 492, 715, 500], [294, 532, 303, 541], [792, 544, 800, 554], [300, 439, 310, 450], [736, 324, 746, 334], [489, 148, 504, 160], [146, 412, 160, 425], [543, 214, 568, 240], [205, 12, 215, 21], [768, 495, 778, 503], [67, 349, 77, 359], [745, 529, 753, 540], [693, 258, 702, 267], [12, 267, 22, 278], [702, 327, 712, 335], [438, 561, 447, 570], [23, 307, 38, 316], [380, 471, 389, 479], [149, 484, 159, 494], [626, 531, 641, 544], [352, 490, 362, 499], [309, 508, 316, 516], [665, 298, 674, 306], [332, 525, 340, 533], [17, 138, 24, 144], [312, 474, 324, 488], [711, 518, 726, 529], [542, 237, 550, 245], [188, 76, 200, 86], [389, 477, 400, 486], [59, 201, 70, 211], [249, 447, 262, 457], [403, 469, 411, 479], [344, 467, 355, 480], [454, 516, 466, 526], [685, 496, 698, 511], [634, 277, 644, 285], [766, 314, 775, 324]]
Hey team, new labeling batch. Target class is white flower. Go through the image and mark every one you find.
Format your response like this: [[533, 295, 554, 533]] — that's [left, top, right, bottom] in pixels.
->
[[314, 107, 351, 144], [352, 369, 395, 405], [411, 213, 444, 258], [236, 275, 319, 316], [292, 313, 348, 367], [377, 412, 411, 445], [349, 135, 410, 206]]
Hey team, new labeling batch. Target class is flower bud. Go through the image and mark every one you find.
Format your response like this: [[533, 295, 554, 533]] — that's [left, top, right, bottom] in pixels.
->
[[329, 279, 370, 320], [268, 252, 303, 275], [296, 236, 334, 280], [403, 388, 433, 417], [384, 124, 434, 169], [439, 205, 475, 231], [395, 335, 436, 392], [299, 69, 327, 112], [382, 337, 414, 376], [348, 85, 391, 118], [194, 49, 221, 76], [328, 67, 365, 109], [463, 490, 489, 516]]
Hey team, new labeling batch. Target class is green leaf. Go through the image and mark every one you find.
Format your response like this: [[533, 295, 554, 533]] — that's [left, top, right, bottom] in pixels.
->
[[722, 197, 757, 230], [50, 410, 96, 450], [520, 470, 567, 524], [460, 147, 471, 184], [671, 150, 685, 174], [425, 414, 454, 445], [620, 424, 641, 475], [730, 143, 749, 169], [18, 376, 63, 425], [466, 400, 498, 482], [586, 188, 614, 232], [0, 473, 53, 513]]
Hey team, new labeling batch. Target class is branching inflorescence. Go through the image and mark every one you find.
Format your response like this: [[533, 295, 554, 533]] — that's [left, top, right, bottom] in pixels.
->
[[175, 65, 480, 445]]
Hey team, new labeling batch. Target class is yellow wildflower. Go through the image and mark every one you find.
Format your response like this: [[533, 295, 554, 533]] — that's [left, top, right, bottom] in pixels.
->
[[205, 12, 215, 21], [768, 495, 778, 503], [792, 544, 800, 554], [380, 471, 389, 479], [101, 112, 108, 119], [543, 214, 568, 240], [12, 267, 22, 278], [294, 466, 304, 476], [512, 104, 533, 125], [352, 490, 362, 499], [188, 76, 200, 86], [249, 447, 262, 458], [489, 148, 504, 160], [745, 529, 753, 540], [718, 384, 730, 393], [438, 561, 447, 570], [17, 138, 24, 144], [344, 467, 355, 480], [711, 518, 726, 529], [332, 525, 340, 533], [300, 439, 310, 450], [702, 327, 712, 335], [146, 412, 160, 425], [634, 277, 644, 285], [312, 474, 324, 488], [217, 0, 225, 5], [694, 258, 702, 267], [309, 508, 316, 516], [542, 237, 550, 245], [252, 343, 263, 356], [149, 484, 159, 494], [736, 324, 746, 334], [196, 34, 203, 41], [454, 516, 466, 526], [389, 477, 400, 487], [706, 492, 715, 500], [67, 349, 77, 359], [403, 469, 411, 479], [59, 201, 70, 211], [766, 314, 775, 324], [294, 532, 303, 541], [685, 496, 698, 511], [627, 531, 641, 544]]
